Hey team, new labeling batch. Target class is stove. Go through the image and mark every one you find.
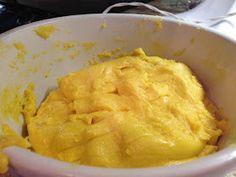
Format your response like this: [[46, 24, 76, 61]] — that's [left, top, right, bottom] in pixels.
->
[[0, 0, 203, 33]]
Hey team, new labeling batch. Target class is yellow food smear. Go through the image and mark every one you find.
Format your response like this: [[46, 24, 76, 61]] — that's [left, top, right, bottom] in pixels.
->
[[0, 152, 8, 174], [173, 48, 186, 57], [32, 51, 47, 59], [191, 38, 195, 44], [55, 57, 64, 63], [154, 19, 163, 31], [63, 42, 77, 51], [202, 58, 226, 82], [114, 36, 127, 43], [97, 51, 112, 60], [100, 22, 107, 29], [0, 84, 35, 122], [97, 48, 123, 62], [88, 57, 99, 66], [34, 25, 56, 40], [0, 83, 35, 173], [27, 48, 222, 168], [0, 41, 11, 58], [22, 83, 36, 124], [82, 42, 96, 51], [0, 85, 24, 122], [43, 69, 51, 78], [8, 60, 19, 70], [0, 124, 30, 149], [69, 49, 80, 60], [14, 42, 26, 62], [0, 124, 31, 173]]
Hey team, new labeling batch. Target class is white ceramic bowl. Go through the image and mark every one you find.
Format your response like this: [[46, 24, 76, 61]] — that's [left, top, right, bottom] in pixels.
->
[[1, 14, 236, 177]]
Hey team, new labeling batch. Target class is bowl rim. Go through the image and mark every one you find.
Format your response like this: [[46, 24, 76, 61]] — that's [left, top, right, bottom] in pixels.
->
[[1, 13, 236, 43], [4, 145, 236, 176]]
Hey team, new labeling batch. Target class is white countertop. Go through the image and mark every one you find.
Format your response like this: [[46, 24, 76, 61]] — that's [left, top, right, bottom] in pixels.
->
[[178, 0, 236, 40]]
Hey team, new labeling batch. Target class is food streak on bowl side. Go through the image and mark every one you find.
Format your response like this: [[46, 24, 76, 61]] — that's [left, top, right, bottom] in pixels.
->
[[0, 83, 35, 127], [8, 44, 44, 78], [113, 36, 127, 44], [54, 41, 81, 60], [97, 50, 112, 60], [202, 58, 226, 84], [63, 42, 77, 51], [8, 42, 43, 78], [134, 18, 169, 57], [0, 41, 12, 58], [82, 42, 97, 52], [154, 19, 163, 32], [13, 42, 27, 63], [69, 50, 80, 60], [98, 48, 124, 60], [173, 48, 187, 57], [137, 18, 163, 35], [34, 25, 57, 40], [150, 41, 167, 57], [0, 84, 34, 173], [5, 24, 128, 81], [0, 85, 24, 122], [190, 37, 195, 45], [6, 39, 100, 81], [100, 22, 107, 30], [0, 124, 31, 173], [0, 152, 8, 174], [86, 48, 125, 66], [8, 42, 27, 70], [32, 51, 48, 60]]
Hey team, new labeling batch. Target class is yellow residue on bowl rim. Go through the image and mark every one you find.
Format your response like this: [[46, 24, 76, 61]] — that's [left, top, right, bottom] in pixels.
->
[[0, 85, 24, 122], [13, 42, 27, 62], [34, 24, 57, 40], [154, 19, 163, 31], [100, 22, 107, 29], [82, 42, 96, 51]]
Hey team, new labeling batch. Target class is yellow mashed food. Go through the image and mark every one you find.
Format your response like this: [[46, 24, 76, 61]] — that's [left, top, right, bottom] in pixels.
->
[[0, 48, 222, 171], [28, 48, 222, 167], [34, 25, 56, 40]]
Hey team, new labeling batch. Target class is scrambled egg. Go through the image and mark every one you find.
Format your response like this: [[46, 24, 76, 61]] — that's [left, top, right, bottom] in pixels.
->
[[26, 48, 222, 168], [34, 25, 56, 40]]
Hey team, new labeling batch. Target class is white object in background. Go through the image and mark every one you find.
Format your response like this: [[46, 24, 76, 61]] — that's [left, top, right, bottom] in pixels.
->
[[178, 0, 235, 22], [178, 0, 236, 39], [213, 1, 236, 40], [106, 0, 236, 39]]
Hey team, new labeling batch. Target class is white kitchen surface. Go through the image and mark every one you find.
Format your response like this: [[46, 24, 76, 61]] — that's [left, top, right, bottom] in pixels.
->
[[178, 0, 236, 40]]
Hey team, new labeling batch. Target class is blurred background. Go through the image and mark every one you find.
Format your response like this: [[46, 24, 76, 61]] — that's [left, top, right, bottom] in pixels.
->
[[0, 0, 203, 33]]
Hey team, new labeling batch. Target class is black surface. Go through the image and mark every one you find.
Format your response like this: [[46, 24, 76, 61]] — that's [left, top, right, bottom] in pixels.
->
[[0, 1, 147, 33], [0, 0, 148, 33], [0, 0, 203, 33], [0, 2, 57, 33]]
